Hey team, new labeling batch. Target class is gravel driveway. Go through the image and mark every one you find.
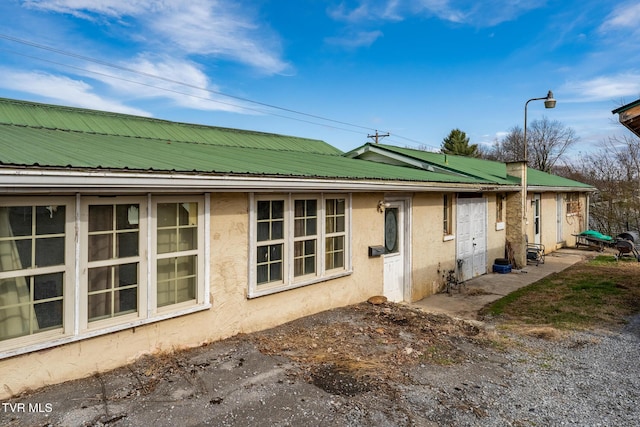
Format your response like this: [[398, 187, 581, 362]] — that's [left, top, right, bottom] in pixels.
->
[[1, 303, 639, 427]]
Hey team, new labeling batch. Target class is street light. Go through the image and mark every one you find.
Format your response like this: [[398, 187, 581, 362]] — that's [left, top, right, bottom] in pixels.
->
[[523, 90, 556, 162], [519, 90, 556, 267]]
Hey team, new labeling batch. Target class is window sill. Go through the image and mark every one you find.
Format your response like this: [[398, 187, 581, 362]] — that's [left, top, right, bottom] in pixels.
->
[[0, 303, 211, 360], [566, 212, 579, 217], [248, 270, 353, 299], [443, 234, 455, 242]]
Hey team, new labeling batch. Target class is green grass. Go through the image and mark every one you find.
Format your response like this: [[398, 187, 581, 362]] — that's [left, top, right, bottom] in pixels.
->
[[482, 258, 640, 330]]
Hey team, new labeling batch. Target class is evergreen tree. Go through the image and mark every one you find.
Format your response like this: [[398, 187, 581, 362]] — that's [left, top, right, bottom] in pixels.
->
[[441, 129, 479, 157]]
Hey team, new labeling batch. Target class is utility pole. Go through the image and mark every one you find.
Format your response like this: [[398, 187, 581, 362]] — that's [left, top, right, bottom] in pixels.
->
[[367, 130, 390, 144]]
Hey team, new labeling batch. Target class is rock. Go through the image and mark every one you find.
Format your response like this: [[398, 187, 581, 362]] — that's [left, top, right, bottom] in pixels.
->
[[368, 295, 388, 305]]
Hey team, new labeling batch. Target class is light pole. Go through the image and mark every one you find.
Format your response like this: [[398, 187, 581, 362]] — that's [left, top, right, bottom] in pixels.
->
[[520, 90, 556, 266], [523, 90, 556, 163]]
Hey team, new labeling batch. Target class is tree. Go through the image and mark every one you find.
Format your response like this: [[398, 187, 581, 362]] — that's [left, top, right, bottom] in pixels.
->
[[485, 118, 578, 172], [561, 134, 640, 235], [441, 129, 480, 157]]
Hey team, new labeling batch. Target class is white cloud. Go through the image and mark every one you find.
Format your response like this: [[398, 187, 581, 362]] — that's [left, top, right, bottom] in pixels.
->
[[0, 68, 150, 115], [561, 74, 640, 102], [327, 0, 545, 27], [325, 30, 384, 48], [600, 1, 640, 31], [23, 0, 289, 74], [84, 56, 252, 113]]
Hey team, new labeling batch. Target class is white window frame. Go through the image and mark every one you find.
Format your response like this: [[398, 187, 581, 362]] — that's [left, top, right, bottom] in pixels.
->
[[0, 197, 75, 350], [1, 194, 210, 359], [248, 193, 352, 298], [150, 196, 206, 315]]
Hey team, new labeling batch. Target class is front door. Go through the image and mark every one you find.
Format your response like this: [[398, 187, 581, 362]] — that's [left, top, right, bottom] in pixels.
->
[[556, 193, 563, 243], [383, 201, 405, 302], [533, 193, 541, 245], [457, 197, 487, 281]]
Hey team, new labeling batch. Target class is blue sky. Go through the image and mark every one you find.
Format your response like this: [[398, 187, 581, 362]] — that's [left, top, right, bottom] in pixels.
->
[[0, 0, 638, 157]]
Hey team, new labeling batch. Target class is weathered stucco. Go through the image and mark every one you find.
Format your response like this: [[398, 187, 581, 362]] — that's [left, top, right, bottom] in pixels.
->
[[1, 192, 386, 399]]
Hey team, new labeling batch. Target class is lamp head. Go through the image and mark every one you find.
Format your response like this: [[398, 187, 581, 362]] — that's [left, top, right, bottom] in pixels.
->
[[544, 90, 556, 109]]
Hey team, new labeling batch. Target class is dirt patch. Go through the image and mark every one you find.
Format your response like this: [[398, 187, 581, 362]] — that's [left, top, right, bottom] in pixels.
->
[[252, 302, 485, 397]]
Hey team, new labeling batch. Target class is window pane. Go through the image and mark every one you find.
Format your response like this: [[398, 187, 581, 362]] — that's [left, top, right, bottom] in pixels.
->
[[257, 246, 269, 263], [5, 206, 32, 237], [35, 206, 65, 235], [271, 244, 282, 261], [116, 288, 137, 314], [178, 203, 198, 226], [157, 228, 177, 254], [157, 258, 175, 282], [176, 277, 196, 303], [270, 262, 282, 282], [89, 205, 113, 232], [257, 264, 269, 284], [88, 266, 112, 292], [257, 201, 270, 220], [257, 222, 270, 242], [271, 220, 283, 240], [88, 294, 111, 321], [33, 300, 63, 330], [157, 203, 176, 227], [118, 263, 138, 287], [178, 227, 197, 251], [88, 234, 112, 261], [34, 273, 63, 300], [116, 205, 139, 230], [14, 240, 32, 270], [294, 219, 305, 237], [117, 232, 139, 258], [336, 216, 345, 233], [271, 201, 284, 219], [157, 280, 172, 307], [35, 237, 65, 267], [294, 200, 305, 217]]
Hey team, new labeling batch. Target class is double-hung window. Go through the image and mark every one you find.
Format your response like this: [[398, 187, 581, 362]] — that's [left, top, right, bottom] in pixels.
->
[[0, 200, 74, 345], [152, 198, 205, 313], [1, 194, 207, 356], [251, 194, 350, 297]]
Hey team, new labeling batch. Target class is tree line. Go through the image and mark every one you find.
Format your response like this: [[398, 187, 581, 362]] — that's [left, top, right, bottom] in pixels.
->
[[438, 122, 640, 235]]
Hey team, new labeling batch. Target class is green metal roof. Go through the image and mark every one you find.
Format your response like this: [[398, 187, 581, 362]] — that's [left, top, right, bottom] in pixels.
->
[[0, 98, 592, 188], [0, 98, 494, 183], [0, 97, 342, 155], [346, 143, 593, 189]]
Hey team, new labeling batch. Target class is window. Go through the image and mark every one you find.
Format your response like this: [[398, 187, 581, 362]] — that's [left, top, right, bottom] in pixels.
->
[[87, 203, 141, 322], [443, 194, 453, 235], [156, 202, 199, 308], [251, 194, 350, 297], [325, 198, 346, 270], [0, 195, 207, 356], [566, 193, 580, 215], [495, 194, 505, 230], [0, 203, 72, 343]]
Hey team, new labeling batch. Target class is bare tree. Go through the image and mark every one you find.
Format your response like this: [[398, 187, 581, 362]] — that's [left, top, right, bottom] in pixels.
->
[[565, 134, 640, 235], [485, 118, 578, 172], [528, 117, 578, 172]]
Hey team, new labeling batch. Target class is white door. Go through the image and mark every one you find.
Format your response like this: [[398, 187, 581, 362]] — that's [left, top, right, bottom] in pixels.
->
[[383, 202, 404, 302], [457, 197, 487, 281], [533, 193, 541, 245], [556, 194, 563, 243]]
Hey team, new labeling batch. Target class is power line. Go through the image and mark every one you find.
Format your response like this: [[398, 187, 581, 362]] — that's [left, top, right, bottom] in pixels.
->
[[0, 33, 437, 148]]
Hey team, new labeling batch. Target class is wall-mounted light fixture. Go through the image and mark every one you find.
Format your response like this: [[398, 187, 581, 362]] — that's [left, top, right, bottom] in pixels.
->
[[377, 200, 390, 213]]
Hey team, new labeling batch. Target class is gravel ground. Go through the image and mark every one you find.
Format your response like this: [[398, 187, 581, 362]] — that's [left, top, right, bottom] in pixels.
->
[[1, 306, 639, 427]]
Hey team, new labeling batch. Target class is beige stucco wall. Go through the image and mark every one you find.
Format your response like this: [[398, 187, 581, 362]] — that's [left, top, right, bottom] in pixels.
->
[[525, 191, 588, 252], [0, 192, 386, 399], [410, 193, 507, 301], [410, 193, 457, 300]]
